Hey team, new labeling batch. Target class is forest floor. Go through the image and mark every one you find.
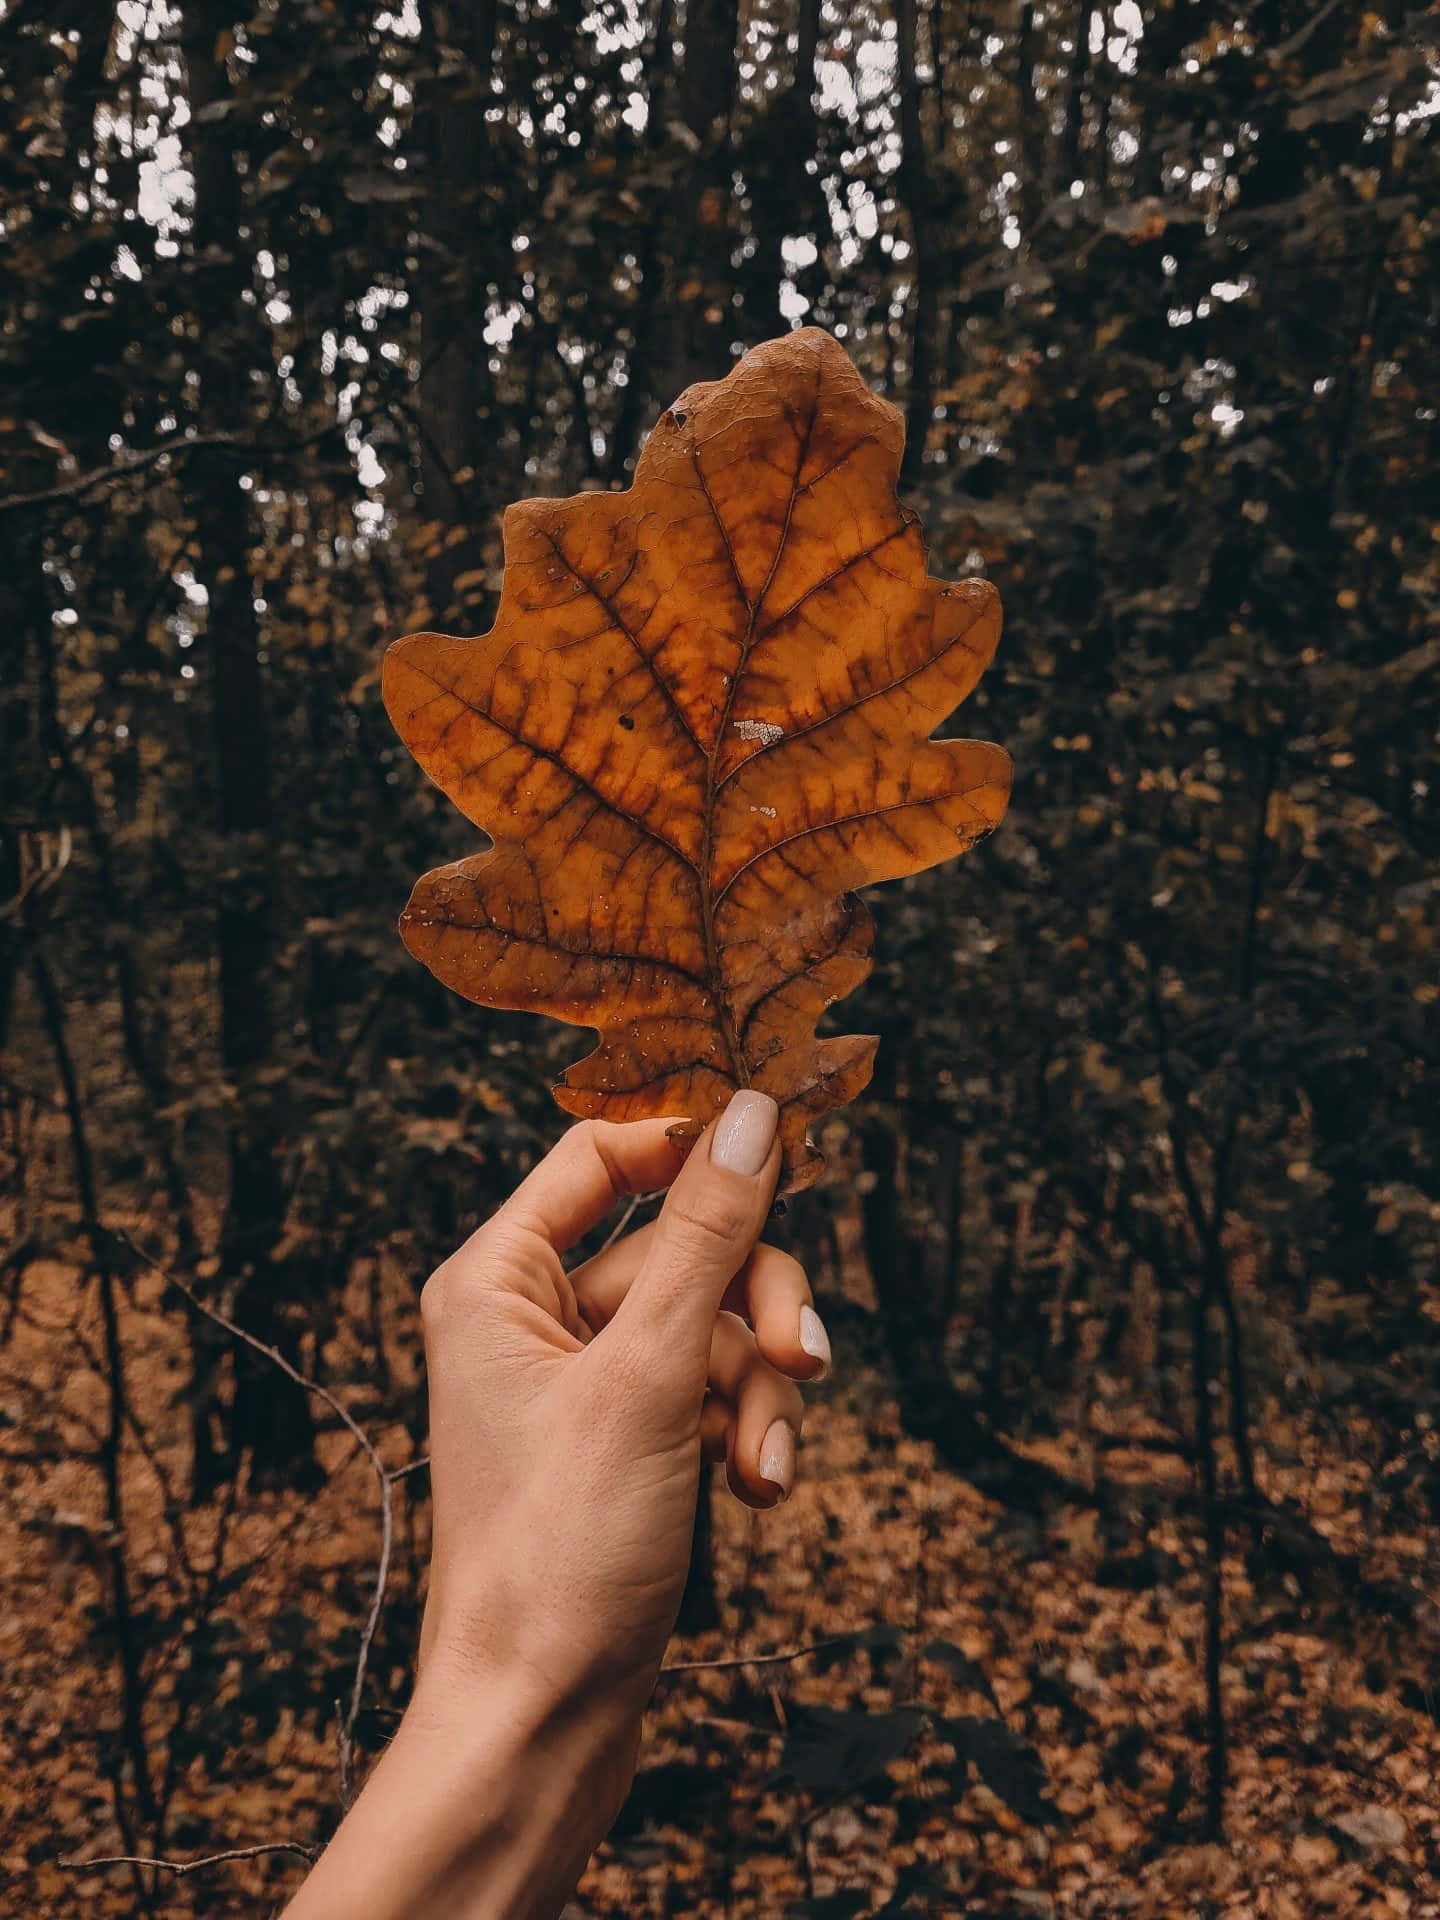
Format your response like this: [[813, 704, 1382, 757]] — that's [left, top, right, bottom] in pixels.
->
[[3, 1201, 1439, 1918]]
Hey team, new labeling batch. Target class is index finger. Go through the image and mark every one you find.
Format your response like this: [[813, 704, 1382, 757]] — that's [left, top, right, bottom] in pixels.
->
[[493, 1116, 692, 1254]]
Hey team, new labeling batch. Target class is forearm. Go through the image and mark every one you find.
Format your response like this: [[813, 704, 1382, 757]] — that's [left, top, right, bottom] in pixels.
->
[[285, 1664, 638, 1920]]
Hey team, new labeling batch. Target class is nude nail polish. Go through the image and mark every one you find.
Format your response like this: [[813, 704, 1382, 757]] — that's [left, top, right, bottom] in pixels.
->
[[711, 1090, 779, 1176], [759, 1418, 796, 1499], [799, 1305, 831, 1376]]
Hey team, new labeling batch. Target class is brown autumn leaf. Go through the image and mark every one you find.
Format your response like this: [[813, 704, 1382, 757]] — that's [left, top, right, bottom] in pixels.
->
[[384, 328, 1010, 1190]]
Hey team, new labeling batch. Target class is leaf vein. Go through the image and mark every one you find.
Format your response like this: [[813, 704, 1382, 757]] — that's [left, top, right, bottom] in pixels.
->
[[716, 611, 990, 793], [714, 782, 1002, 908], [538, 529, 705, 756], [409, 659, 700, 875]]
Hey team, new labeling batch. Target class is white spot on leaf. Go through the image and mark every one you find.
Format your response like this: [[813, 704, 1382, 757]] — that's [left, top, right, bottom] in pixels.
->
[[750, 803, 778, 819], [734, 718, 784, 746]]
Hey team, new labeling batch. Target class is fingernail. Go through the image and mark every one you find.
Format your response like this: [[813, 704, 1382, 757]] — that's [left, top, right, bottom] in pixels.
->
[[758, 1418, 796, 1499], [799, 1305, 831, 1376], [711, 1090, 779, 1177]]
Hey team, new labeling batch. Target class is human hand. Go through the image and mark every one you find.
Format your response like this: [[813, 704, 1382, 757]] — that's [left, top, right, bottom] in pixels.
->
[[287, 1091, 831, 1919], [415, 1089, 829, 1725]]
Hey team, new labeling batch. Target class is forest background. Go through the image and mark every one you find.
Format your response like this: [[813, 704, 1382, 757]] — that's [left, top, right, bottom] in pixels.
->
[[2, 1, 1439, 1914]]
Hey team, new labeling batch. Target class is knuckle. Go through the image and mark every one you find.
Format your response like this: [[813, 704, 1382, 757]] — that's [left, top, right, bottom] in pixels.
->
[[487, 1221, 563, 1314], [578, 1120, 633, 1200], [706, 1309, 751, 1379], [666, 1183, 755, 1252]]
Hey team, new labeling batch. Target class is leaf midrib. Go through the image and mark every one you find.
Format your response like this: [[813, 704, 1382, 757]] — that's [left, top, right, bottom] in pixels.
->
[[695, 345, 823, 1092]]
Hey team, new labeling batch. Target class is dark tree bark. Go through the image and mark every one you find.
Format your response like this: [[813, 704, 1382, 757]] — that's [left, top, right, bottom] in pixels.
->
[[31, 608, 200, 1259], [1016, 1, 1045, 241], [24, 911, 157, 1864], [1058, 1, 1095, 194], [418, 0, 501, 626], [679, 0, 740, 146], [860, 1106, 1079, 1510], [675, 1470, 720, 1634], [1132, 0, 1207, 202], [1192, 1281, 1227, 1839], [607, 0, 673, 483], [184, 10, 311, 1490], [861, 1115, 952, 1426], [661, 0, 742, 394], [896, 0, 939, 486], [741, 0, 821, 337]]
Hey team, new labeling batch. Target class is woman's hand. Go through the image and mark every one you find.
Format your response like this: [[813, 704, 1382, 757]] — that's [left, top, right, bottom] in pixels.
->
[[286, 1091, 830, 1920]]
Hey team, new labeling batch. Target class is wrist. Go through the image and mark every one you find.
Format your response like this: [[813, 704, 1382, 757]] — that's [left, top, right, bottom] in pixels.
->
[[409, 1663, 639, 1916], [418, 1556, 668, 1732], [288, 1658, 639, 1920]]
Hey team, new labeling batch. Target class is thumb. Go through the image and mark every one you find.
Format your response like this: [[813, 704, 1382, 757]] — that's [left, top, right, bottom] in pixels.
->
[[606, 1090, 780, 1377]]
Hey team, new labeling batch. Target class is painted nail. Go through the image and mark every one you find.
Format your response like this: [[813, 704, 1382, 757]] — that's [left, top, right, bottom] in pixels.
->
[[799, 1305, 831, 1376], [758, 1418, 796, 1499], [711, 1090, 779, 1177]]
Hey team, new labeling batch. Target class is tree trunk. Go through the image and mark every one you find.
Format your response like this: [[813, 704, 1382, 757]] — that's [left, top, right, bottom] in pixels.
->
[[418, 0, 501, 627], [184, 13, 311, 1492], [679, 0, 740, 147], [741, 0, 821, 337], [1058, 3, 1094, 195], [607, 0, 673, 482], [660, 0, 741, 395], [1016, 2, 1045, 241], [897, 0, 939, 486], [676, 1470, 720, 1634]]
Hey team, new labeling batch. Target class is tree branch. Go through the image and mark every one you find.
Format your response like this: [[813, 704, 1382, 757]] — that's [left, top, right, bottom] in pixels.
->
[[659, 1629, 898, 1676], [0, 433, 248, 513], [62, 1841, 316, 1877], [0, 421, 345, 516]]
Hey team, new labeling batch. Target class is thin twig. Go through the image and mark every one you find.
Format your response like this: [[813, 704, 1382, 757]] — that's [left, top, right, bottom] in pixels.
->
[[0, 432, 246, 513], [659, 1630, 890, 1677], [112, 1231, 393, 1809], [1266, 0, 1345, 63], [389, 1453, 431, 1480], [0, 420, 345, 515], [62, 1841, 317, 1877], [596, 1192, 643, 1256]]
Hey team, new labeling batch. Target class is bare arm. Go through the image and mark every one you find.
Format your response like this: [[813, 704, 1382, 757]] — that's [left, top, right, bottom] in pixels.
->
[[285, 1091, 830, 1919]]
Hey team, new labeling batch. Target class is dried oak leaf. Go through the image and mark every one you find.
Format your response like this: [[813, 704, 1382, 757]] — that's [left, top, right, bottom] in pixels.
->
[[384, 328, 1010, 1190]]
